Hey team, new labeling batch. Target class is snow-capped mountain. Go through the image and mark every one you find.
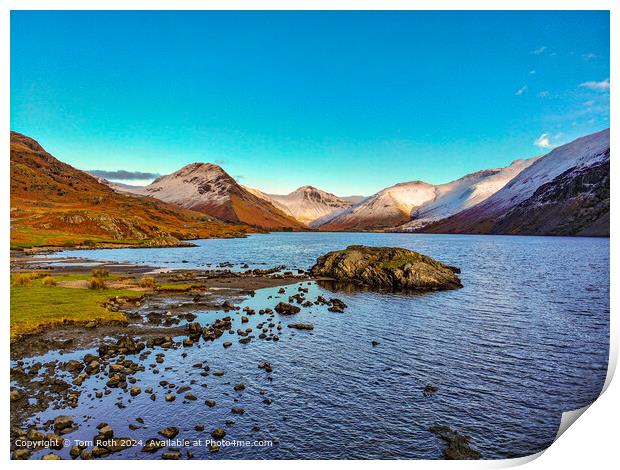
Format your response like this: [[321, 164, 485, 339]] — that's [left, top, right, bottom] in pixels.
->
[[139, 163, 303, 230], [422, 128, 610, 235], [263, 186, 354, 226], [91, 128, 609, 236], [395, 158, 538, 231], [245, 185, 362, 226], [317, 181, 437, 230]]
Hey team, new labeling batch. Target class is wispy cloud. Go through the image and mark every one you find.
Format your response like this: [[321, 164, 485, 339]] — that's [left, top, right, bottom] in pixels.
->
[[531, 46, 547, 55], [582, 52, 596, 61], [215, 158, 228, 165], [579, 78, 610, 91], [515, 85, 528, 96], [537, 91, 550, 98], [90, 169, 160, 180], [534, 133, 553, 148], [529, 70, 536, 75]]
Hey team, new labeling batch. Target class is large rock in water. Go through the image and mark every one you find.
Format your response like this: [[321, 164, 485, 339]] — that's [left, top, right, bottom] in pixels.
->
[[310, 245, 462, 291]]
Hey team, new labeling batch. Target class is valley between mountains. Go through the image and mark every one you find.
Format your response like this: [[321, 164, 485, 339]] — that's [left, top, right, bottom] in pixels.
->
[[10, 128, 609, 250]]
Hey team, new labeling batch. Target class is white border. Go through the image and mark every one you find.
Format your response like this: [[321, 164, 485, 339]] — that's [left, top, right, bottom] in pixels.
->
[[2, 1, 615, 468]]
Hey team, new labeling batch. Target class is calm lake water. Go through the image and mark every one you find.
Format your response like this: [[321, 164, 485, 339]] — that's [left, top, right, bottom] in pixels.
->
[[32, 233, 609, 459]]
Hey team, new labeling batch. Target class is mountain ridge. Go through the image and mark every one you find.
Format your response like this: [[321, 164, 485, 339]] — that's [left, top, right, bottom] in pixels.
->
[[419, 128, 610, 236], [138, 162, 304, 230], [24, 127, 609, 240], [10, 132, 255, 248]]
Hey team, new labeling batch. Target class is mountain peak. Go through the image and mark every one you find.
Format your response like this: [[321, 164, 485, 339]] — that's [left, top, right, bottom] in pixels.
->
[[293, 185, 320, 193], [177, 162, 228, 175], [142, 162, 303, 229]]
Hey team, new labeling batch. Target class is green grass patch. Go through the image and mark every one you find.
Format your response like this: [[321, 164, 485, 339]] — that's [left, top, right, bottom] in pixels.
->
[[156, 283, 205, 292], [10, 273, 141, 340]]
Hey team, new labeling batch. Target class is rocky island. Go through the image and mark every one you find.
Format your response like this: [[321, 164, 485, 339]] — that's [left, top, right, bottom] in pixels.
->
[[310, 245, 462, 291]]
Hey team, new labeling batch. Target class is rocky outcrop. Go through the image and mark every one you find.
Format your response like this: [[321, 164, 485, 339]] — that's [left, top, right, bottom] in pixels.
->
[[489, 155, 609, 236], [310, 245, 462, 291], [429, 425, 481, 460]]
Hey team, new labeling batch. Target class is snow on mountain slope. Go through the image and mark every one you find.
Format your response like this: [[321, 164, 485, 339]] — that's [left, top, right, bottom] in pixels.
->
[[269, 186, 353, 226], [396, 158, 538, 231], [477, 128, 609, 213], [141, 163, 304, 229], [317, 181, 437, 230], [422, 128, 610, 235], [245, 185, 361, 226]]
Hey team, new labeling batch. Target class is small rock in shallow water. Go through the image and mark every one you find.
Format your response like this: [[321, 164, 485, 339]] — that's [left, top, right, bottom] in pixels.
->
[[13, 449, 31, 460], [53, 415, 74, 431], [429, 425, 480, 460], [98, 424, 114, 439], [274, 302, 300, 315], [142, 438, 165, 453], [288, 323, 314, 330], [158, 427, 179, 439]]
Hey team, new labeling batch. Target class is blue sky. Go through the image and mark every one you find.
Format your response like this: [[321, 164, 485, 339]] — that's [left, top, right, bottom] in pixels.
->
[[11, 11, 609, 195]]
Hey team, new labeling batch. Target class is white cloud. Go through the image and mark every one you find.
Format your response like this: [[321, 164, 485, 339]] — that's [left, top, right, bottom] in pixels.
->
[[515, 85, 528, 96], [537, 91, 550, 98], [531, 46, 547, 55], [529, 70, 536, 75], [582, 52, 596, 61], [534, 133, 553, 148], [579, 78, 610, 91]]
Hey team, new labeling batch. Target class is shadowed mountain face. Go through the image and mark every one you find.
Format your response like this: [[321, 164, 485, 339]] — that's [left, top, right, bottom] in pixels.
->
[[421, 129, 610, 236], [10, 132, 254, 248], [140, 163, 304, 230], [482, 155, 609, 236]]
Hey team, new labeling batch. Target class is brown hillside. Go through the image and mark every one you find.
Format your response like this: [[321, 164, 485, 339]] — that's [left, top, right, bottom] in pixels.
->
[[141, 162, 305, 230], [10, 131, 256, 248]]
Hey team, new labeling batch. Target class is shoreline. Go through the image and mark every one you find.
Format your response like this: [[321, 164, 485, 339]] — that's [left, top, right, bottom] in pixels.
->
[[10, 256, 320, 436], [10, 229, 611, 261]]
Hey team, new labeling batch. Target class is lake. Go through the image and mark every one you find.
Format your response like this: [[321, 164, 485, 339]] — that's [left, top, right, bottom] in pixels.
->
[[35, 232, 609, 459]]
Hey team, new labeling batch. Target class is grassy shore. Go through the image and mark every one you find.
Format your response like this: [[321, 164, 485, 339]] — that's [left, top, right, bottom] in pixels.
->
[[10, 273, 143, 341]]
